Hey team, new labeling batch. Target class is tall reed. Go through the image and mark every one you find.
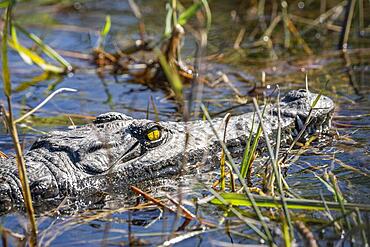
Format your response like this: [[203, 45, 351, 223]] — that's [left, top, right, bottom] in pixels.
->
[[1, 3, 37, 246]]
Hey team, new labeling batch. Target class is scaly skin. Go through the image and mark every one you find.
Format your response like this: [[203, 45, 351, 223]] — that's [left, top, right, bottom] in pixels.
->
[[0, 89, 334, 213]]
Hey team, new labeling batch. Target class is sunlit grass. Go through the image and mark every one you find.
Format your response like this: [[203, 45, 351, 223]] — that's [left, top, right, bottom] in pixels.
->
[[4, 22, 72, 73]]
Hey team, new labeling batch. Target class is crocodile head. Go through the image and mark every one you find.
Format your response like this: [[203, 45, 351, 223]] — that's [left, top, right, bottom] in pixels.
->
[[28, 111, 190, 196], [31, 113, 175, 169]]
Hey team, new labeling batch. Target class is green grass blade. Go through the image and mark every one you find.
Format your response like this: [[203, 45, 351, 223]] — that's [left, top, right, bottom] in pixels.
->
[[178, 2, 202, 26], [240, 111, 255, 178], [282, 217, 291, 247], [7, 37, 65, 73], [13, 23, 72, 70], [97, 15, 111, 48], [246, 123, 262, 175], [101, 15, 111, 37], [220, 114, 231, 191], [241, 105, 266, 178], [164, 3, 173, 37], [171, 0, 178, 28], [311, 92, 322, 108], [313, 173, 335, 195], [208, 187, 268, 241], [155, 48, 183, 100], [10, 24, 33, 65], [355, 208, 368, 246], [201, 0, 212, 31], [328, 172, 352, 230], [211, 193, 370, 211], [2, 4, 11, 97]]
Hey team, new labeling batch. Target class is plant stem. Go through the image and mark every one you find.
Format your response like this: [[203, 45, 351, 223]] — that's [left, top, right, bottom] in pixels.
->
[[338, 0, 356, 50], [5, 100, 38, 246], [2, 4, 37, 246]]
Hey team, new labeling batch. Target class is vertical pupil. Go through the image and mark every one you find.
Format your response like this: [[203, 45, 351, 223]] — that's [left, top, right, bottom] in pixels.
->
[[147, 127, 161, 141]]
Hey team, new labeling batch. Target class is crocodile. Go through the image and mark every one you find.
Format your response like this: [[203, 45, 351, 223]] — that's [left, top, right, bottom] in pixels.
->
[[0, 89, 334, 213]]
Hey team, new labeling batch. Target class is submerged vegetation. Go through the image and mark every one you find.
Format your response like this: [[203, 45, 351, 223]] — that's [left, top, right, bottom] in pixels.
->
[[0, 0, 369, 246]]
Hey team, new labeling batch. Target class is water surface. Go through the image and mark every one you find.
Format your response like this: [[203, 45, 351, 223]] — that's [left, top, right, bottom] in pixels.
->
[[0, 1, 369, 246]]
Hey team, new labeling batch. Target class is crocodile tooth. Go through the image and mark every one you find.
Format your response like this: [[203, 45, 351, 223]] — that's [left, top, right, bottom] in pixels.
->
[[307, 126, 314, 135], [303, 130, 309, 140], [296, 115, 304, 131], [292, 128, 298, 138], [319, 124, 323, 133], [288, 133, 294, 141]]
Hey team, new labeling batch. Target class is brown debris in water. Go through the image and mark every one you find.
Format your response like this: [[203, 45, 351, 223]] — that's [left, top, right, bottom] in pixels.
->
[[91, 26, 197, 93]]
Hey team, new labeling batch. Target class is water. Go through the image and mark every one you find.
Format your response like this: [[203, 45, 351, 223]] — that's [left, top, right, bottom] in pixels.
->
[[0, 1, 369, 246]]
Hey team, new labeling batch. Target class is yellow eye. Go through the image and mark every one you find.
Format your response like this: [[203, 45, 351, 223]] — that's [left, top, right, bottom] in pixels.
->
[[147, 127, 161, 141]]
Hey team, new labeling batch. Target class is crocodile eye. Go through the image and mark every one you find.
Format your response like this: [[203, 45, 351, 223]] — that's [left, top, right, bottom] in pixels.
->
[[146, 126, 161, 142]]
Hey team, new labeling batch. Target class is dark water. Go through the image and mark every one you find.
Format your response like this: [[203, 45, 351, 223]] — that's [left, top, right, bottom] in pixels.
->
[[0, 1, 369, 246]]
